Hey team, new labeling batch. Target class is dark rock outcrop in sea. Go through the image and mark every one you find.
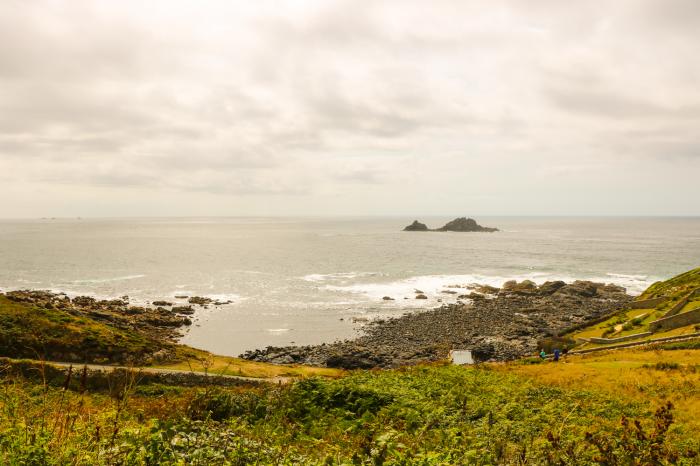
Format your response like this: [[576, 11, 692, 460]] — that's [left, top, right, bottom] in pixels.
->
[[435, 217, 498, 232], [241, 280, 632, 368], [403, 217, 498, 232], [403, 220, 429, 231]]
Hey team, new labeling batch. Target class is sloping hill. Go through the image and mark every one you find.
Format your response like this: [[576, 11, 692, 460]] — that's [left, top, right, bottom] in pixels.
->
[[568, 267, 700, 350], [0, 294, 181, 364], [0, 292, 342, 379], [640, 267, 700, 300]]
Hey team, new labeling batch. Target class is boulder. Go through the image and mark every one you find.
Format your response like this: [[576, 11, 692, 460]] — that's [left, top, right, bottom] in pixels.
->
[[152, 300, 173, 306], [557, 281, 599, 297], [172, 305, 195, 315], [471, 343, 496, 362], [188, 296, 213, 306], [475, 284, 500, 295], [502, 280, 537, 294], [538, 281, 566, 295], [415, 294, 428, 300]]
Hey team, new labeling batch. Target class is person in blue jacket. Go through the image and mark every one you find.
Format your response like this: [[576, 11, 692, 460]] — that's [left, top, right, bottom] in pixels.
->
[[553, 348, 561, 362]]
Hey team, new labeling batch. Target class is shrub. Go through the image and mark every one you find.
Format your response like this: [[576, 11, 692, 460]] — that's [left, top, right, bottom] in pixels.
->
[[537, 336, 576, 353], [187, 388, 266, 421], [642, 361, 681, 371]]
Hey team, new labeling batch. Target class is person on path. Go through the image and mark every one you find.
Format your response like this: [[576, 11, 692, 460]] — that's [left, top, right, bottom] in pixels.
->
[[539, 349, 547, 360], [553, 348, 561, 362]]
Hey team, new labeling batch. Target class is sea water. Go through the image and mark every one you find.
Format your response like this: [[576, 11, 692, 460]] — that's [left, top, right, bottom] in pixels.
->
[[0, 216, 698, 355]]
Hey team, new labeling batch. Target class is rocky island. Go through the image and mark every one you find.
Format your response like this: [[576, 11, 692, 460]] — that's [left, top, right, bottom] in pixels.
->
[[403, 220, 429, 231], [403, 217, 498, 232]]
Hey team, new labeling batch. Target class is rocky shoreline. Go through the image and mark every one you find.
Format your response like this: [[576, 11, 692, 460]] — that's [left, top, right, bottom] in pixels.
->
[[0, 290, 233, 342], [241, 280, 633, 368]]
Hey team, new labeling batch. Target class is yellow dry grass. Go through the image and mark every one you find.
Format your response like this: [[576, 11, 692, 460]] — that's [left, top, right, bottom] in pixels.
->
[[571, 308, 660, 340], [574, 323, 700, 352], [153, 350, 345, 379], [495, 348, 700, 435]]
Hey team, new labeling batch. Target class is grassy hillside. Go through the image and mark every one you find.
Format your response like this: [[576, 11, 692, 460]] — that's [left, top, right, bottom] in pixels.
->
[[1, 347, 699, 464], [641, 267, 700, 300], [501, 346, 700, 436], [0, 295, 341, 379], [568, 267, 700, 350], [0, 295, 175, 364]]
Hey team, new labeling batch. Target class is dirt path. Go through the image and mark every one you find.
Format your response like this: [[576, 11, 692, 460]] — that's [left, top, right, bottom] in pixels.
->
[[5, 358, 291, 385]]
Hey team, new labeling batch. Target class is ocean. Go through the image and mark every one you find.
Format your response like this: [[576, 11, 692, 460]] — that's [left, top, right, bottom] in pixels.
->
[[1, 216, 698, 356]]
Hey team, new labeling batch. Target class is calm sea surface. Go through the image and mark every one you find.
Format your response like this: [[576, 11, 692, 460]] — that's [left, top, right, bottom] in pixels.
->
[[1, 217, 698, 355]]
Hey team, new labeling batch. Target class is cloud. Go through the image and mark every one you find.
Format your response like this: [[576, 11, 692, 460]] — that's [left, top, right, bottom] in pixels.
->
[[0, 0, 698, 216]]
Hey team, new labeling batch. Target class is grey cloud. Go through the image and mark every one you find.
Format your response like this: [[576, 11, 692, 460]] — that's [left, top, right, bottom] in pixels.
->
[[333, 168, 385, 184], [0, 0, 698, 216], [546, 87, 670, 119]]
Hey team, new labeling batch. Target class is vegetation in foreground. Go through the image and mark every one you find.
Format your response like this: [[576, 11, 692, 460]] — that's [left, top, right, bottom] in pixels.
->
[[2, 347, 700, 465], [2, 269, 700, 463]]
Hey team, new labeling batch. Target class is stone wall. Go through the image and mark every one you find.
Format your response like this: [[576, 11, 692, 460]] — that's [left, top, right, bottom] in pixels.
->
[[571, 333, 700, 355], [627, 297, 668, 309], [661, 288, 700, 318], [649, 307, 700, 332], [587, 332, 652, 345]]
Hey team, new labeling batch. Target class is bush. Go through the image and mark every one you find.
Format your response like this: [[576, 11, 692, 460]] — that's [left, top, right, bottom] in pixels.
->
[[1, 364, 699, 464], [643, 361, 681, 371], [538, 336, 576, 353], [187, 388, 266, 421]]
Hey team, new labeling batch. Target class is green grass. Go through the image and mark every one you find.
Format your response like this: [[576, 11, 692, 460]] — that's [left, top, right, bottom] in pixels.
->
[[571, 308, 657, 340], [0, 296, 342, 380], [641, 267, 700, 300], [0, 296, 169, 364], [680, 297, 700, 314], [1, 357, 699, 464], [571, 266, 700, 347]]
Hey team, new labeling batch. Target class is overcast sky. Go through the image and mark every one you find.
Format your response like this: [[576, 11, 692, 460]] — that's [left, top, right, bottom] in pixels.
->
[[1, 0, 699, 217]]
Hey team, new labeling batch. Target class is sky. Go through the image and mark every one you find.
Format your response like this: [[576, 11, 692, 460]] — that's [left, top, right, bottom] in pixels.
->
[[0, 0, 699, 218]]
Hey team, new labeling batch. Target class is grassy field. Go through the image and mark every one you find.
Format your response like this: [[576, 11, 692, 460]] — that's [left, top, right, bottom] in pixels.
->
[[1, 346, 699, 464], [501, 347, 700, 436], [568, 267, 700, 349]]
